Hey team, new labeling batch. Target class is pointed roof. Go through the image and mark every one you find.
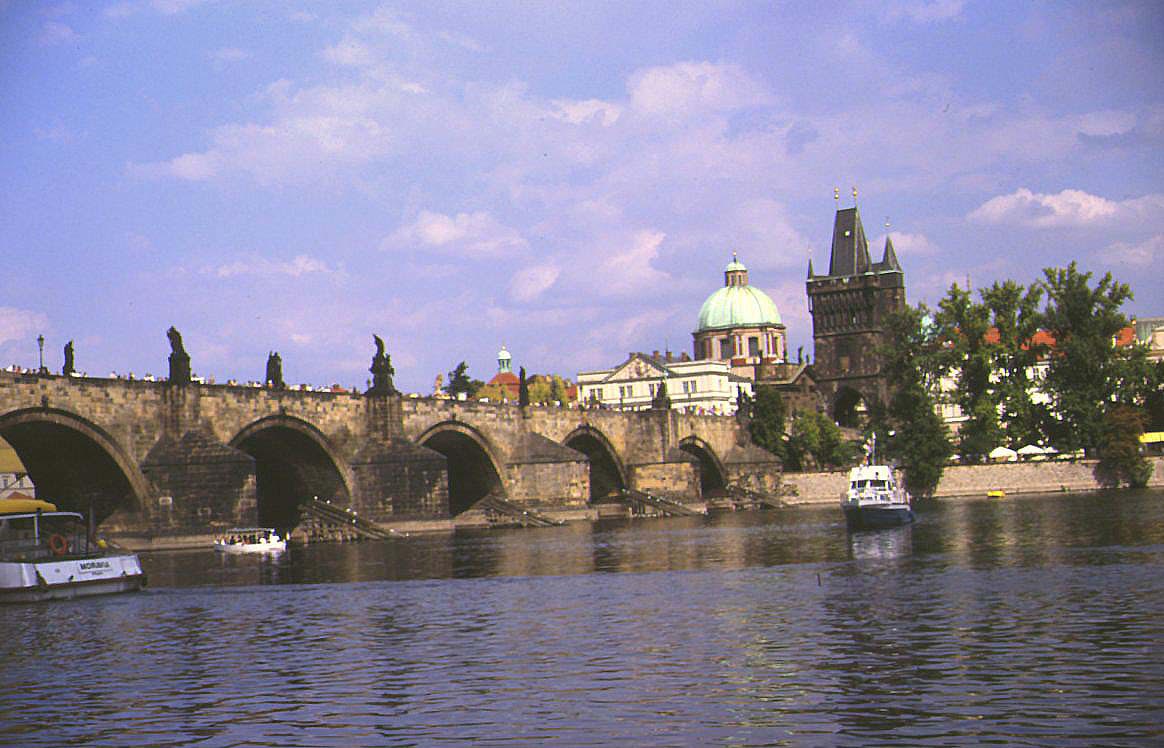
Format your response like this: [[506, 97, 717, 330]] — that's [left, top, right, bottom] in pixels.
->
[[807, 257, 815, 278], [876, 235, 902, 272], [828, 207, 872, 276]]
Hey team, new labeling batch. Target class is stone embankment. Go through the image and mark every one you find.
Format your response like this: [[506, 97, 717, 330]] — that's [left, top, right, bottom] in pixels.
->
[[782, 456, 1164, 504]]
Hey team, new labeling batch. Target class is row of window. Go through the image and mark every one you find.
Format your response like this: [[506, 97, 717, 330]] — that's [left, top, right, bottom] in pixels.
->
[[589, 380, 701, 400]]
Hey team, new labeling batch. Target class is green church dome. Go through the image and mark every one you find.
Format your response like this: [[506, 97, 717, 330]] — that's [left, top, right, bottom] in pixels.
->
[[696, 256, 782, 331]]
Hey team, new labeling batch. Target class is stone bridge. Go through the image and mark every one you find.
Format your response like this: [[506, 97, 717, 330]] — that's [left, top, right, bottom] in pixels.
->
[[0, 371, 780, 547]]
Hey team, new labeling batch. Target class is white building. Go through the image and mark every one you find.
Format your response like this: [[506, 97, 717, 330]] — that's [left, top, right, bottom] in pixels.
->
[[577, 352, 753, 414]]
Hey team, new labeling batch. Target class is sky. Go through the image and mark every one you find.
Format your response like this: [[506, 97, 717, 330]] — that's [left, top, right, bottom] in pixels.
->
[[1, 0, 1162, 393]]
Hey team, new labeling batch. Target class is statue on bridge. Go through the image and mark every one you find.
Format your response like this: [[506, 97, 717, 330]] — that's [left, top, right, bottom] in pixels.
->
[[62, 340, 75, 377], [265, 351, 285, 390], [167, 326, 191, 385], [519, 367, 529, 407], [367, 334, 397, 395], [652, 379, 671, 410]]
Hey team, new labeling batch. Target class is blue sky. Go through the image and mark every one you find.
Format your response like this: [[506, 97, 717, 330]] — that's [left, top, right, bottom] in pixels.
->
[[2, 0, 1162, 392]]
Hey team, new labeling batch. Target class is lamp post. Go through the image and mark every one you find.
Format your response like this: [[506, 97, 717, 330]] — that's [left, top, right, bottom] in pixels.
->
[[37, 334, 47, 375]]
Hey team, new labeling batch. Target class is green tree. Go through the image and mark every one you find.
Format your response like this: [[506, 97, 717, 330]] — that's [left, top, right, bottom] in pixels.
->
[[549, 376, 567, 404], [445, 361, 482, 398], [786, 410, 859, 471], [748, 386, 786, 463], [880, 304, 952, 498], [1094, 405, 1152, 488], [1038, 262, 1134, 454], [981, 279, 1047, 447], [935, 282, 999, 462]]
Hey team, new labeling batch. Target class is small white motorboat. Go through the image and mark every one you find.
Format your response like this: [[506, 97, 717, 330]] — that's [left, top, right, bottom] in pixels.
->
[[841, 463, 915, 530], [0, 495, 146, 603], [213, 527, 286, 554]]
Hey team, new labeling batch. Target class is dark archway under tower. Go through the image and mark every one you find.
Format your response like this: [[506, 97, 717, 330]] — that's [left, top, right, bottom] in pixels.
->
[[833, 387, 868, 429]]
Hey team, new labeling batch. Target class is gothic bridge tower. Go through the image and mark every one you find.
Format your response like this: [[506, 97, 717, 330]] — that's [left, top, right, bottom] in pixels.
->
[[806, 201, 905, 425]]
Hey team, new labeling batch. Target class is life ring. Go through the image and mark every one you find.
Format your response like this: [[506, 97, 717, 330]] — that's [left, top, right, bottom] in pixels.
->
[[48, 533, 69, 556]]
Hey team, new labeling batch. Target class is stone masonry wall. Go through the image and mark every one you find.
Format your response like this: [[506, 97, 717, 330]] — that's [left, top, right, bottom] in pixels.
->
[[783, 456, 1164, 504]]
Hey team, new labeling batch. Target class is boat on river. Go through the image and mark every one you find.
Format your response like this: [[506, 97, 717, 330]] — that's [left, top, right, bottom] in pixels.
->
[[841, 463, 915, 531], [213, 528, 286, 554], [0, 496, 146, 603]]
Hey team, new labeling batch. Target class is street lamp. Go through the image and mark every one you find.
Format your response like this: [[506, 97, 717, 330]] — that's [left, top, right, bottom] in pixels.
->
[[37, 334, 47, 375]]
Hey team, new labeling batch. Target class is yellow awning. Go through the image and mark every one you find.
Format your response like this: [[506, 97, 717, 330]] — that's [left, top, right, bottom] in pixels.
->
[[1140, 432, 1164, 444], [0, 495, 58, 513]]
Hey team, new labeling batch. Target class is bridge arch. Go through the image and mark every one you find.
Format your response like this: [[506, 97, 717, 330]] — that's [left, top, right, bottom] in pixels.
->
[[230, 415, 353, 529], [563, 425, 627, 502], [678, 436, 727, 496], [416, 421, 506, 515], [0, 407, 149, 522]]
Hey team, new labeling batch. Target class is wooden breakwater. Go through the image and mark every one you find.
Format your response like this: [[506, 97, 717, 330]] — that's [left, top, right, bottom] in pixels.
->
[[781, 456, 1164, 504]]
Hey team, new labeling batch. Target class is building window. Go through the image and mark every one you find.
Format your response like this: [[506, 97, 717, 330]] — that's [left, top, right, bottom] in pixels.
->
[[720, 338, 733, 358], [748, 337, 760, 357]]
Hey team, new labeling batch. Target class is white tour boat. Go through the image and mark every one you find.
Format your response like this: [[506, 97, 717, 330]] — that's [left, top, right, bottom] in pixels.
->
[[213, 527, 286, 554], [841, 437, 915, 530], [0, 496, 146, 603]]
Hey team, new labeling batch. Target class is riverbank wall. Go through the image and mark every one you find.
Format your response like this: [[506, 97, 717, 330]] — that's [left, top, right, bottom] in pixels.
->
[[781, 456, 1164, 504]]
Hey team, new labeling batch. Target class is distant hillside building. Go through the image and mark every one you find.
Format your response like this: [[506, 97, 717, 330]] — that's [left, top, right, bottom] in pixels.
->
[[806, 204, 905, 425], [692, 254, 787, 379]]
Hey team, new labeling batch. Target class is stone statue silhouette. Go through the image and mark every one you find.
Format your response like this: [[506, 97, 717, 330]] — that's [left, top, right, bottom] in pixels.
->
[[265, 351, 284, 390], [368, 334, 397, 395], [652, 379, 671, 410], [167, 326, 191, 384], [62, 341, 75, 377], [519, 367, 529, 407]]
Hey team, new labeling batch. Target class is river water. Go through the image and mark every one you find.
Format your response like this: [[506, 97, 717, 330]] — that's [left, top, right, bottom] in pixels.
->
[[3, 489, 1163, 746]]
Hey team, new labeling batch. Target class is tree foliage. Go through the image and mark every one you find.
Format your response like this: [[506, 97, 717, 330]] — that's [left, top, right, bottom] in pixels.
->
[[747, 386, 786, 462], [1094, 405, 1152, 489], [444, 361, 482, 398], [785, 410, 859, 471], [1038, 262, 1134, 454], [879, 304, 952, 498], [935, 282, 998, 462], [981, 279, 1047, 447]]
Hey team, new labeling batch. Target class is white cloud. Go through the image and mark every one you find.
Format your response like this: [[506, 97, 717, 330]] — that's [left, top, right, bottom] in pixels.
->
[[509, 264, 560, 302], [1075, 110, 1137, 138], [204, 255, 336, 278], [208, 47, 250, 65], [627, 61, 772, 118], [969, 188, 1123, 228], [39, 21, 78, 45], [386, 210, 528, 257], [595, 230, 671, 295], [551, 99, 622, 127], [437, 30, 486, 53], [869, 231, 937, 257], [0, 308, 49, 348], [321, 38, 376, 68], [885, 0, 966, 24], [1098, 234, 1163, 268]]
